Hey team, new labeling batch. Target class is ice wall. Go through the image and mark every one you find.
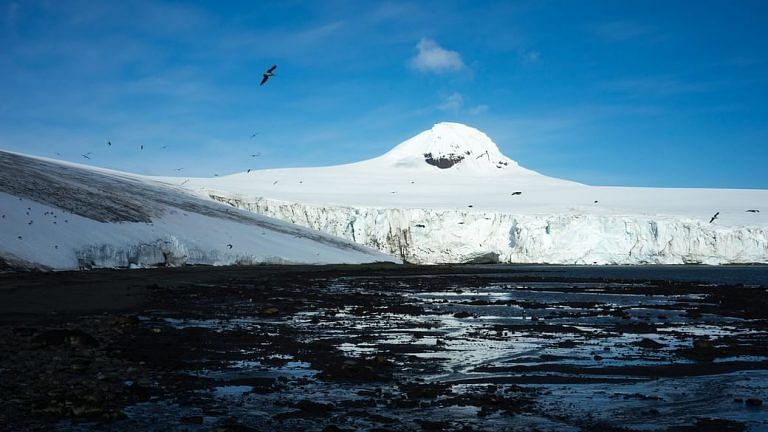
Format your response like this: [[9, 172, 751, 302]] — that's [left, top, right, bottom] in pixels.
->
[[210, 194, 768, 265]]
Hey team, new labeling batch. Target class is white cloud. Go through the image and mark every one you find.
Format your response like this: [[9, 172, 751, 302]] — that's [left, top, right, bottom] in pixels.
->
[[438, 92, 463, 113], [409, 38, 465, 73]]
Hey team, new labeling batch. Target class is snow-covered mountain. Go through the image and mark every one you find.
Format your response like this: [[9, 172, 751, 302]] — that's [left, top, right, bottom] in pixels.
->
[[0, 151, 398, 270], [173, 122, 768, 265]]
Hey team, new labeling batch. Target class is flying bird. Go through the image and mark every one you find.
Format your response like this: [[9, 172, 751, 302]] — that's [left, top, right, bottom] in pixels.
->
[[107, 141, 112, 146], [227, 244, 233, 249], [709, 212, 720, 223], [250, 153, 261, 157], [247, 169, 252, 173], [260, 65, 277, 86], [175, 168, 184, 171], [746, 209, 760, 213], [140, 145, 144, 150], [81, 152, 92, 160], [250, 132, 259, 139], [511, 191, 522, 196], [160, 145, 168, 149]]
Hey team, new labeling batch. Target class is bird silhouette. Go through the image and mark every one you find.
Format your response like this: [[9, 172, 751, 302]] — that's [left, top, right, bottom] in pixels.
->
[[709, 212, 720, 223], [227, 244, 233, 249], [746, 209, 760, 213], [260, 65, 277, 86], [175, 168, 184, 171], [107, 141, 112, 146], [250, 153, 261, 157], [250, 132, 259, 139], [247, 169, 252, 173], [81, 152, 92, 159], [140, 145, 144, 150]]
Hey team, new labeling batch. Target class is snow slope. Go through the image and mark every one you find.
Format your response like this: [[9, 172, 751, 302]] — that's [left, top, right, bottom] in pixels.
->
[[0, 151, 398, 270], [169, 122, 768, 265]]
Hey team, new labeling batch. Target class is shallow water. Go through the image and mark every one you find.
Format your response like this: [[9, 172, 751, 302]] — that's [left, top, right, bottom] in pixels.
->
[[4, 265, 766, 431]]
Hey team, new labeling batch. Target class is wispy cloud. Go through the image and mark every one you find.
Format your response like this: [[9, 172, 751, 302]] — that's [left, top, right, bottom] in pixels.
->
[[215, 20, 347, 66], [409, 38, 465, 73], [521, 50, 540, 64], [3, 1, 19, 30], [437, 92, 487, 115], [467, 104, 488, 115], [598, 76, 711, 96], [587, 21, 657, 42], [438, 92, 463, 113]]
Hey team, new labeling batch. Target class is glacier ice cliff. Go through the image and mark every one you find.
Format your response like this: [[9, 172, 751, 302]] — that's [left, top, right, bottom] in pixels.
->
[[209, 194, 768, 265]]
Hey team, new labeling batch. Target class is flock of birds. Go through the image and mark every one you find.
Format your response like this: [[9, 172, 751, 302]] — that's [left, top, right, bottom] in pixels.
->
[[56, 65, 282, 179], [23, 62, 761, 255], [23, 66, 281, 253]]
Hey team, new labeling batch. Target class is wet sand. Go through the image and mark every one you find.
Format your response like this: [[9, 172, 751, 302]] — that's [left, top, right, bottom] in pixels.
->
[[0, 264, 766, 431]]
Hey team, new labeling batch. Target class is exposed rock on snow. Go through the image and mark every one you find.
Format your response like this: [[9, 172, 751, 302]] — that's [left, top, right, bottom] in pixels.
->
[[0, 151, 398, 271], [178, 122, 768, 265], [423, 152, 464, 169]]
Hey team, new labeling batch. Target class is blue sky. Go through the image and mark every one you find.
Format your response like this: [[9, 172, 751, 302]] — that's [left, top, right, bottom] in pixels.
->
[[1, 0, 767, 188]]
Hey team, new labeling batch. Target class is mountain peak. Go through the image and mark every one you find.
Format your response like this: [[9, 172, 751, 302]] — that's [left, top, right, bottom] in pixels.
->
[[379, 122, 518, 172]]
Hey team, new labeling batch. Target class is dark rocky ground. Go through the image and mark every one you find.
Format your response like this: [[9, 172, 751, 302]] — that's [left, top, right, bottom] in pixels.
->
[[0, 264, 766, 431]]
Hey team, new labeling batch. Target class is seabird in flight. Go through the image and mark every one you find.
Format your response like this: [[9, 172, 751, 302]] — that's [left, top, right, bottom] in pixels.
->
[[81, 152, 92, 160], [260, 65, 277, 86], [709, 212, 720, 223]]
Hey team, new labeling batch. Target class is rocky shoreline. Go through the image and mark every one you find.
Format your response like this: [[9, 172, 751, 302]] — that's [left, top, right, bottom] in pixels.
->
[[0, 265, 766, 431]]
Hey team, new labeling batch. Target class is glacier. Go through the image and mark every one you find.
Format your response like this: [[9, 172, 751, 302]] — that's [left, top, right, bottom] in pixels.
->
[[174, 123, 768, 265], [207, 195, 768, 265], [0, 151, 398, 271]]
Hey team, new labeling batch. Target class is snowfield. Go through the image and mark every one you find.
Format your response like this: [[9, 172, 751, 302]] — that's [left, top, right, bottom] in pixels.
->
[[170, 122, 768, 265], [0, 151, 398, 270]]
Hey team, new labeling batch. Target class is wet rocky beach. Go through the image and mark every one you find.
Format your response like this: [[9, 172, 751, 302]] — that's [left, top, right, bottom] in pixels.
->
[[0, 264, 766, 431]]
